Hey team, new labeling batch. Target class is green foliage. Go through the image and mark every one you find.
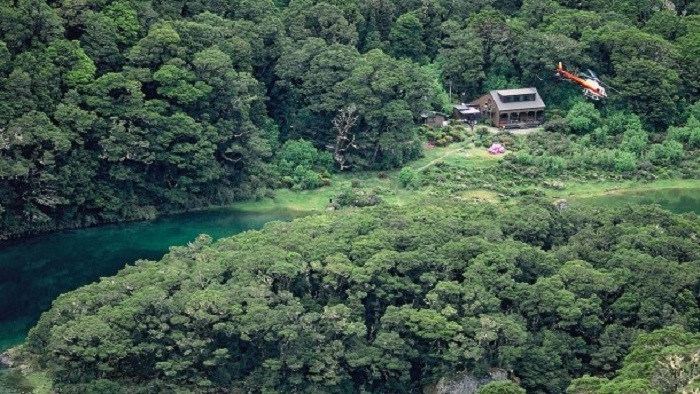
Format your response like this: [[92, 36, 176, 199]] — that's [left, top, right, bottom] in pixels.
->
[[568, 326, 700, 393], [614, 150, 637, 172], [278, 139, 332, 190], [620, 128, 648, 157], [421, 125, 467, 147], [399, 166, 419, 188], [389, 12, 426, 64], [477, 381, 526, 394], [24, 202, 700, 393], [334, 188, 382, 207], [2, 0, 700, 241], [646, 140, 684, 166], [668, 115, 700, 149], [7, 0, 700, 390], [565, 102, 601, 134]]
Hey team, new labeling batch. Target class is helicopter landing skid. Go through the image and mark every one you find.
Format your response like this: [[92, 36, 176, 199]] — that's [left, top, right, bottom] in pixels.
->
[[583, 89, 600, 100]]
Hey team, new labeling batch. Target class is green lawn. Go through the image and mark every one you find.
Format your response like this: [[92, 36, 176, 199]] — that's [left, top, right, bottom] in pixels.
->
[[232, 140, 700, 213], [544, 178, 700, 199]]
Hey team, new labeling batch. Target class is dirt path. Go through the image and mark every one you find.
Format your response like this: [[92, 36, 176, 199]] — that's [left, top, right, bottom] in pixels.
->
[[482, 126, 542, 135], [417, 148, 464, 171]]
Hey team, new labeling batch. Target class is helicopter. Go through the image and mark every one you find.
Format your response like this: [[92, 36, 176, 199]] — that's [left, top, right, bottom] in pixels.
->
[[554, 62, 615, 100]]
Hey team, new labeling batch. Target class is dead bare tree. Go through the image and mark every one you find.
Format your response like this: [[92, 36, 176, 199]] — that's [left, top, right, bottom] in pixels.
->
[[652, 351, 700, 393], [332, 104, 359, 171], [0, 128, 8, 151]]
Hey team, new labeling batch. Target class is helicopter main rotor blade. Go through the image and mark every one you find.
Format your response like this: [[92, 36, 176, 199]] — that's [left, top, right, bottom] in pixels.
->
[[597, 77, 620, 93]]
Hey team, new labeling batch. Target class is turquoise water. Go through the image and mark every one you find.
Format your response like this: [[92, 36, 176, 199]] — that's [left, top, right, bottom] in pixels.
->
[[1, 188, 699, 391], [0, 208, 305, 354]]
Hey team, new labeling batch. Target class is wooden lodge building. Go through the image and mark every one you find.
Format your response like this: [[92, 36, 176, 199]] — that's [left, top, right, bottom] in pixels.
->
[[470, 88, 545, 129]]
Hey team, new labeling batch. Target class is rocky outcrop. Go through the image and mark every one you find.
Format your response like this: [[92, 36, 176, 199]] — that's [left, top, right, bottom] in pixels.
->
[[424, 369, 509, 394], [554, 198, 568, 211], [0, 351, 13, 368]]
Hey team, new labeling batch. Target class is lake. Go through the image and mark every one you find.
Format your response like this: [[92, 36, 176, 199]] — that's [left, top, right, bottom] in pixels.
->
[[1, 187, 699, 392], [0, 208, 306, 354]]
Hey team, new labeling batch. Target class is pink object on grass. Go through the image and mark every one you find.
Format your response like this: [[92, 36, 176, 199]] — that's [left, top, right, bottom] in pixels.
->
[[488, 143, 505, 155]]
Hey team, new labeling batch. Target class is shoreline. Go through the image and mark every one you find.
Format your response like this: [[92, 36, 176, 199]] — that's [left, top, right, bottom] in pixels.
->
[[3, 173, 699, 248], [2, 176, 698, 393]]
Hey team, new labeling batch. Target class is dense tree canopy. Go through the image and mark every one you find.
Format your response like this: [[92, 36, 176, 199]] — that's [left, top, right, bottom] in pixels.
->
[[25, 201, 700, 393], [2, 0, 700, 239], [5, 1, 700, 392]]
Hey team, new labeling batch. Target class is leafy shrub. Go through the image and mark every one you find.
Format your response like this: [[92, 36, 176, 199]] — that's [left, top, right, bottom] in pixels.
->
[[614, 150, 637, 172], [477, 381, 526, 394], [543, 117, 567, 133], [647, 140, 685, 165], [421, 125, 466, 147], [565, 102, 601, 134], [399, 166, 419, 188], [334, 189, 383, 207], [277, 139, 333, 190]]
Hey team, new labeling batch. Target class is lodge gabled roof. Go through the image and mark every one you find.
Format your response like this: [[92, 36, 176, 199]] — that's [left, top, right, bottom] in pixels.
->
[[489, 87, 546, 111]]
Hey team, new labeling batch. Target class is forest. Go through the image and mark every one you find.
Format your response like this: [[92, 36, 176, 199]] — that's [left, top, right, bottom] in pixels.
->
[[5, 0, 700, 392], [22, 200, 700, 393], [2, 0, 700, 239]]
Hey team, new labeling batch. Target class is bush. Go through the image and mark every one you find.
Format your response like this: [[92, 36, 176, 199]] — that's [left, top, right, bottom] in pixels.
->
[[421, 125, 466, 147], [543, 117, 567, 133], [334, 189, 383, 207], [565, 102, 601, 134], [477, 381, 525, 394], [614, 150, 637, 173], [399, 166, 418, 188], [351, 178, 362, 188], [277, 139, 334, 190]]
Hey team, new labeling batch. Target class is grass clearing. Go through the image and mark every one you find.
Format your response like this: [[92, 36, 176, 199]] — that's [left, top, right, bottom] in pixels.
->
[[234, 172, 700, 214], [441, 147, 503, 168], [232, 137, 700, 214], [25, 371, 52, 394], [460, 190, 500, 202], [545, 178, 700, 199]]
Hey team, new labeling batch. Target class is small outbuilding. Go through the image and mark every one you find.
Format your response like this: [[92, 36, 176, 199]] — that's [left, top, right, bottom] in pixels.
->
[[421, 111, 449, 127], [470, 88, 545, 129], [452, 103, 481, 123]]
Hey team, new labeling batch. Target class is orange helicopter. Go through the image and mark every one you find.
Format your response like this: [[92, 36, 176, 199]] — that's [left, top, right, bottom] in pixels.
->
[[554, 62, 615, 100]]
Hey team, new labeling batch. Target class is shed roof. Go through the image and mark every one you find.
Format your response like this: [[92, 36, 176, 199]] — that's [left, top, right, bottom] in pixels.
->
[[454, 103, 479, 110], [458, 108, 480, 115], [489, 88, 546, 111]]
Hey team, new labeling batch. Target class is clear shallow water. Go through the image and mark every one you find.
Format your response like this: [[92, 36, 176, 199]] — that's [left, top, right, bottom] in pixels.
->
[[0, 208, 305, 354]]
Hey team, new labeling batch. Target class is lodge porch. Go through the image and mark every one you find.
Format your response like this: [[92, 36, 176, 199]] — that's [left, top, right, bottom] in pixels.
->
[[498, 110, 545, 129]]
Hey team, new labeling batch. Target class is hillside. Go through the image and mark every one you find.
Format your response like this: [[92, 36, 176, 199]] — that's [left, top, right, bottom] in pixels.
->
[[3, 0, 700, 240], [21, 200, 700, 393]]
